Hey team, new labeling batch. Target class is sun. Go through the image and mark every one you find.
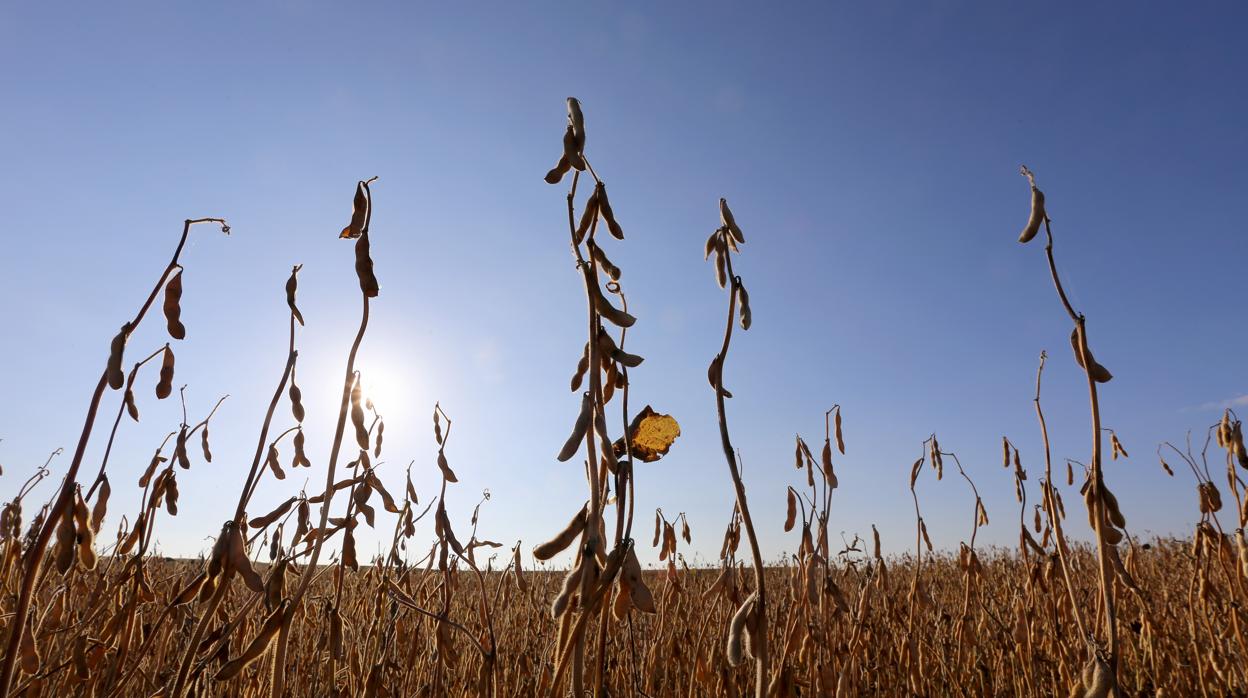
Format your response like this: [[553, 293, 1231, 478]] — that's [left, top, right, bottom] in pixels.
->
[[350, 358, 418, 423]]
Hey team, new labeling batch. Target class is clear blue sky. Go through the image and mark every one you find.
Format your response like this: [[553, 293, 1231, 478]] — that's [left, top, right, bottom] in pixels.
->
[[2, 3, 1245, 568]]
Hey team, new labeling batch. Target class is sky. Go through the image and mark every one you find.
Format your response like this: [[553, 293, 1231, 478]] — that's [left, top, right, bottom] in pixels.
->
[[1, 3, 1246, 571]]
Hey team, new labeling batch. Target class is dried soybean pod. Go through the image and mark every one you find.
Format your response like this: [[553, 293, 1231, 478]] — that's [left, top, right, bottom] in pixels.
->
[[366, 472, 399, 513], [124, 388, 139, 422], [575, 187, 600, 245], [91, 476, 110, 532], [250, 497, 297, 529], [596, 183, 624, 240], [593, 409, 619, 474], [350, 375, 369, 451], [562, 126, 586, 171], [704, 230, 719, 260], [835, 408, 845, 454], [266, 444, 285, 480], [707, 355, 732, 398], [588, 240, 621, 281], [292, 428, 311, 468], [286, 264, 304, 326], [784, 490, 797, 532], [609, 344, 643, 368], [163, 473, 179, 516], [737, 282, 751, 330], [512, 543, 528, 591], [1103, 485, 1126, 529], [1110, 433, 1128, 459], [660, 522, 676, 561], [163, 269, 186, 340], [567, 97, 586, 149], [1232, 421, 1248, 469], [1070, 328, 1113, 383], [138, 451, 165, 488], [714, 244, 728, 288], [404, 470, 419, 506], [289, 371, 305, 423], [106, 323, 131, 390], [720, 198, 745, 244], [374, 419, 384, 458], [53, 507, 76, 574], [155, 345, 174, 399], [353, 480, 376, 528], [226, 523, 265, 593], [264, 557, 286, 607], [343, 525, 359, 571], [173, 571, 208, 605], [623, 545, 656, 612], [436, 449, 458, 483], [200, 425, 212, 463], [588, 279, 636, 328], [175, 427, 191, 470], [354, 232, 380, 298], [296, 500, 310, 541], [213, 601, 290, 681], [563, 98, 586, 170], [557, 392, 593, 462], [118, 514, 144, 556], [533, 504, 588, 560], [1018, 185, 1046, 244], [1204, 482, 1223, 513], [550, 556, 584, 618], [1083, 657, 1112, 698], [570, 343, 589, 392], [18, 616, 38, 675], [545, 154, 571, 184], [727, 592, 757, 667], [340, 181, 368, 239], [205, 522, 230, 580]]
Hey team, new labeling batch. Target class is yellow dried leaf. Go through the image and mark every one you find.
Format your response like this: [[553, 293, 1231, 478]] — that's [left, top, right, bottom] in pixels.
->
[[614, 406, 681, 462]]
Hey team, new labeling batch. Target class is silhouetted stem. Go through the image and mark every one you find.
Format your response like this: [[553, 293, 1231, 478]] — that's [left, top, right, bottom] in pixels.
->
[[1033, 352, 1090, 644], [714, 244, 768, 698], [1042, 217, 1118, 688], [0, 217, 226, 698]]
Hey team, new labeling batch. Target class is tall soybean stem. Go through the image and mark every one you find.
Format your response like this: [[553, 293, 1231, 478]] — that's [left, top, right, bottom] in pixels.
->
[[713, 244, 768, 698], [272, 186, 377, 698], [0, 217, 226, 698], [1040, 217, 1118, 687]]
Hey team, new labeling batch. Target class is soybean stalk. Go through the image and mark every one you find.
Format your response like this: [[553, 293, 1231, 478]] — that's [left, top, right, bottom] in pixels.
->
[[1020, 165, 1118, 690], [271, 176, 378, 698], [707, 216, 767, 698], [0, 217, 228, 698]]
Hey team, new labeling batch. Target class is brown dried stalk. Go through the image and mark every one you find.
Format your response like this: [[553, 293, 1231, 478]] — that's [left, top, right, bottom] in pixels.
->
[[706, 207, 768, 697], [270, 177, 379, 698], [1018, 165, 1119, 692], [0, 217, 229, 697]]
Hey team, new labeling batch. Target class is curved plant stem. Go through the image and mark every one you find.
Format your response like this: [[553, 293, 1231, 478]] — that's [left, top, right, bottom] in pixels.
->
[[1040, 214, 1118, 689], [712, 243, 768, 698], [0, 217, 227, 698]]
